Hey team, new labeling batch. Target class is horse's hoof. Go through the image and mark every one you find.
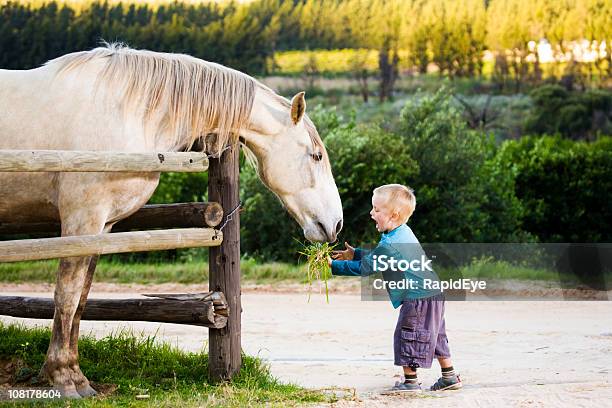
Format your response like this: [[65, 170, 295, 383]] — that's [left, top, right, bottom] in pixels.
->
[[77, 383, 98, 397], [57, 386, 82, 399]]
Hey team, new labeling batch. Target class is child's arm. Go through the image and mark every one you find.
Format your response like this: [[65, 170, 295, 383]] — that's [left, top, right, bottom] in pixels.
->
[[329, 241, 362, 276], [330, 259, 362, 276], [329, 246, 376, 277], [330, 244, 397, 277]]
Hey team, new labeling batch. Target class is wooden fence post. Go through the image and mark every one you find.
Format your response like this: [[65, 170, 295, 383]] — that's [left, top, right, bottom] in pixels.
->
[[208, 143, 241, 381]]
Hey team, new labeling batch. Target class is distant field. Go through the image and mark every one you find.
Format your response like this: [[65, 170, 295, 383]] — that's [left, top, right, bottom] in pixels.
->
[[267, 49, 587, 79], [268, 48, 410, 75]]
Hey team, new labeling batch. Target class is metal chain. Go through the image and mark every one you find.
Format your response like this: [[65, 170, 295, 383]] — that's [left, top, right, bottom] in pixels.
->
[[216, 200, 243, 232], [206, 142, 242, 238], [205, 144, 234, 159]]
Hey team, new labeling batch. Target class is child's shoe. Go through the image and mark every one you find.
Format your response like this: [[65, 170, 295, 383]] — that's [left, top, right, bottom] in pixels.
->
[[429, 374, 462, 391], [386, 381, 422, 393]]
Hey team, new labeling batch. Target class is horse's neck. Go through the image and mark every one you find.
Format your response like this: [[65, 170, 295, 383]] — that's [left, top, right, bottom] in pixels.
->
[[242, 88, 286, 149]]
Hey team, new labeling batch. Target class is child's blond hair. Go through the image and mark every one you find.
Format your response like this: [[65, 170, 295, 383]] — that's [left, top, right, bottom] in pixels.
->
[[373, 184, 416, 223]]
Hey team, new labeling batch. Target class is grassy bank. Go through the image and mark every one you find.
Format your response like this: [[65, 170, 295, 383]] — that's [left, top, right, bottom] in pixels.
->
[[0, 258, 308, 285], [0, 257, 592, 286], [0, 323, 329, 407]]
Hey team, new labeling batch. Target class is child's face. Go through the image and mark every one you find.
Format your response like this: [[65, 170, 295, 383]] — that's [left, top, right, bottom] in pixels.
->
[[370, 193, 397, 232]]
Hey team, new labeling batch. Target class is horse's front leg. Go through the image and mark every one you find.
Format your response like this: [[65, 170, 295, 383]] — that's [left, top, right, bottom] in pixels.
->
[[41, 255, 96, 398], [66, 255, 100, 397], [68, 224, 112, 397], [41, 208, 109, 398]]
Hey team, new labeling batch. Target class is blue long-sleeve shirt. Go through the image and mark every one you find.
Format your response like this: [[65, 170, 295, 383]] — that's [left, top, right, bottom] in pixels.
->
[[331, 224, 440, 308]]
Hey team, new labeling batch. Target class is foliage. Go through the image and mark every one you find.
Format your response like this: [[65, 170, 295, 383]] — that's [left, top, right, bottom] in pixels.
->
[[239, 107, 418, 261], [239, 164, 305, 262], [115, 90, 611, 261], [148, 172, 208, 204], [397, 87, 528, 243], [1, 0, 609, 86], [493, 134, 612, 242], [0, 0, 277, 74], [525, 84, 612, 139], [240, 89, 540, 260], [324, 116, 419, 245]]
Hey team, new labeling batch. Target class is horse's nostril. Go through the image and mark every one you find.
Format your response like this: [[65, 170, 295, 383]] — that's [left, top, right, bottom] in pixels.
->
[[316, 221, 326, 237], [335, 219, 343, 234]]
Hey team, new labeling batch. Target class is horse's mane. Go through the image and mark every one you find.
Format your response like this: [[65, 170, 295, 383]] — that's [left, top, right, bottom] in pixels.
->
[[47, 43, 327, 163], [48, 43, 255, 153]]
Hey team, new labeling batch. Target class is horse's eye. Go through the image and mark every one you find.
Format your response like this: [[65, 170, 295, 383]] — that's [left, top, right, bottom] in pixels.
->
[[311, 152, 323, 162]]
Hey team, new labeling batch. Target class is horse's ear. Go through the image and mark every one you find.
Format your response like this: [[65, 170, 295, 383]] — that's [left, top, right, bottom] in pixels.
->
[[290, 91, 306, 125]]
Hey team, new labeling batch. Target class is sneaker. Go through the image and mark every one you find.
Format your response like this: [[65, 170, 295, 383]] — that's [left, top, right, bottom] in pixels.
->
[[429, 374, 462, 391], [383, 381, 422, 394]]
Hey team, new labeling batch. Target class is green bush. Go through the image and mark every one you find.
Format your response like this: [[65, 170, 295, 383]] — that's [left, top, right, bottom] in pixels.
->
[[149, 172, 209, 204], [494, 135, 612, 242], [397, 87, 527, 243], [240, 90, 531, 261], [324, 118, 419, 245], [239, 164, 304, 261], [525, 85, 612, 139], [145, 91, 610, 262]]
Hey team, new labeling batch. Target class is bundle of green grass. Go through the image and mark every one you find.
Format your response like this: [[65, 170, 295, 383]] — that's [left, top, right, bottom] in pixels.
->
[[298, 242, 336, 302]]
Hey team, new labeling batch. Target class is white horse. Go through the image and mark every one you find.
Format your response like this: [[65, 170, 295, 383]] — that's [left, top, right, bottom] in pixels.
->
[[0, 44, 343, 397]]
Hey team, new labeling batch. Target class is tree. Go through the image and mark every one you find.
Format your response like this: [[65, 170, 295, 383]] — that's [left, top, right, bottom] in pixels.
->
[[371, 0, 402, 101], [487, 0, 537, 91]]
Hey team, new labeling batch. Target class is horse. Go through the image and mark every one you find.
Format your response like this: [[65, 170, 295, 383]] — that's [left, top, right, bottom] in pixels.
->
[[0, 43, 343, 398]]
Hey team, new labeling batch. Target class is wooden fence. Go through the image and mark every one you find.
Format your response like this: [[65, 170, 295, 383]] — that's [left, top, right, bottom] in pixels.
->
[[0, 148, 242, 381]]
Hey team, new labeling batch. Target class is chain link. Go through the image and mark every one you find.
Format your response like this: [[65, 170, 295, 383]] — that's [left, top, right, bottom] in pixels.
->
[[205, 143, 234, 159], [206, 142, 242, 238], [213, 200, 242, 239]]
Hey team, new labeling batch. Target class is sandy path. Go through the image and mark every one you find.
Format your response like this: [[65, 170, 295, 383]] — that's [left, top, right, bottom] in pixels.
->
[[1, 284, 611, 407]]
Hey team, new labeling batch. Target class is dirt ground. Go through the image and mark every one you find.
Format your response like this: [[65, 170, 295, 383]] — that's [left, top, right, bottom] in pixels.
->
[[1, 282, 611, 407]]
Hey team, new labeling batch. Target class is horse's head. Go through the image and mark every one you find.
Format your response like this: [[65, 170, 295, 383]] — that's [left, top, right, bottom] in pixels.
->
[[241, 88, 343, 242]]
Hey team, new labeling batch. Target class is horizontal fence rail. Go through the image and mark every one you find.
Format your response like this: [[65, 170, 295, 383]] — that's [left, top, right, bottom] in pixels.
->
[[0, 202, 224, 235], [0, 150, 208, 172], [0, 228, 222, 262], [0, 292, 228, 329]]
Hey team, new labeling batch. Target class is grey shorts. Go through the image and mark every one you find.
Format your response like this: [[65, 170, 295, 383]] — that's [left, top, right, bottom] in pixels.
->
[[393, 293, 451, 368]]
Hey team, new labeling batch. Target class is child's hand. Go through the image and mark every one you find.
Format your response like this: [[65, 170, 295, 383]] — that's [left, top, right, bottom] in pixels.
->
[[332, 241, 355, 261], [327, 256, 333, 267]]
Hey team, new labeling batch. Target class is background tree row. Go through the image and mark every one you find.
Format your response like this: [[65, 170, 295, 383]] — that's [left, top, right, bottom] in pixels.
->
[[2, 0, 610, 90]]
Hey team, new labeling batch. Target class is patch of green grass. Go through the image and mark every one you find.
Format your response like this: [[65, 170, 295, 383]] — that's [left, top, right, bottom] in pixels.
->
[[0, 322, 329, 407], [1, 256, 602, 286], [439, 257, 604, 285], [461, 259, 559, 281], [457, 258, 561, 281], [0, 257, 309, 285]]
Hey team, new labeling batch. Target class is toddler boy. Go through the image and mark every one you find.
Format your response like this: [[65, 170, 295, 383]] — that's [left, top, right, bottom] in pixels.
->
[[329, 184, 462, 392]]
